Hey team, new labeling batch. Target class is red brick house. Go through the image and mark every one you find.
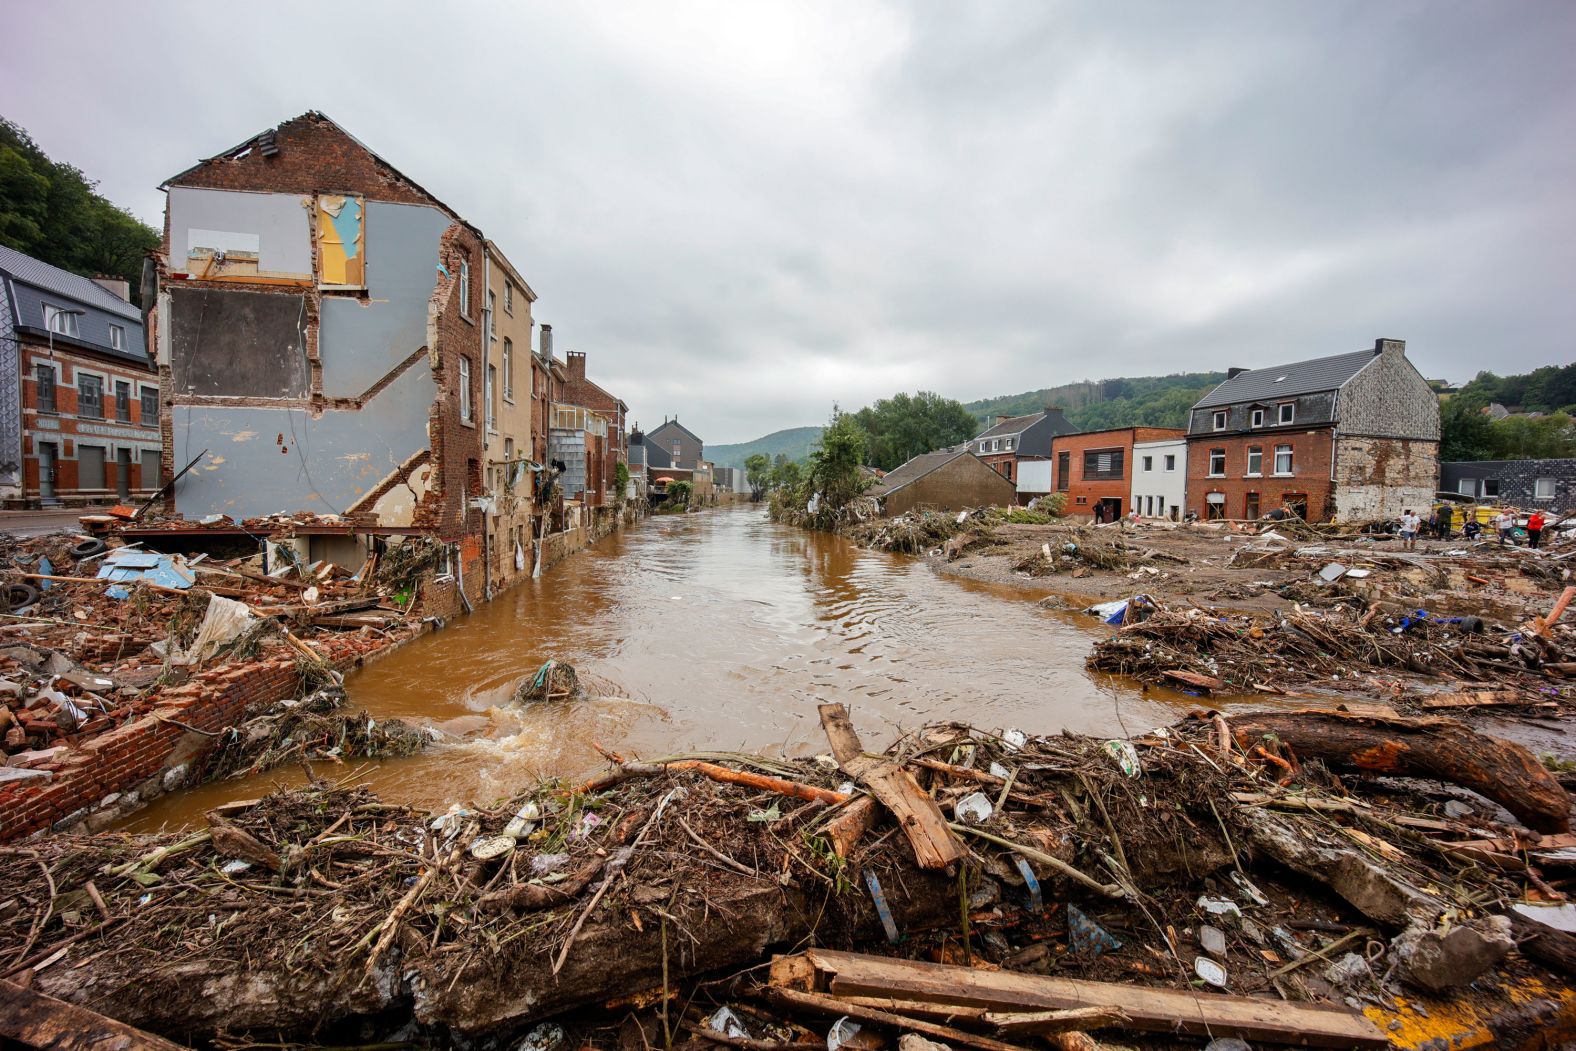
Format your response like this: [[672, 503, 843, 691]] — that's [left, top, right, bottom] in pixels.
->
[[970, 408, 1076, 497], [1050, 426, 1186, 521], [560, 349, 628, 500]]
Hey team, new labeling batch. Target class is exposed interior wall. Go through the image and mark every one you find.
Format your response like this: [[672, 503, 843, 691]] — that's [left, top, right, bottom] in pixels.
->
[[167, 187, 314, 284], [1332, 436, 1438, 522], [168, 287, 309, 398]]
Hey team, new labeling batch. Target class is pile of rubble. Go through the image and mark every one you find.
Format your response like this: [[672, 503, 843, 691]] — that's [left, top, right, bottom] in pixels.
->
[[3, 704, 1573, 1049]]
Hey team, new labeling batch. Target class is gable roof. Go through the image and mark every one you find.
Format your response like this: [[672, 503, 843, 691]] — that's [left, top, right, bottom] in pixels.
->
[[1193, 348, 1378, 409], [0, 245, 140, 323], [648, 418, 703, 445], [871, 449, 968, 495], [975, 407, 1077, 442]]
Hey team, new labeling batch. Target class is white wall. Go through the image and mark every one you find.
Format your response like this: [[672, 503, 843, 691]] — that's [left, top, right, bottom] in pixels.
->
[[1017, 459, 1053, 494], [1130, 439, 1187, 518]]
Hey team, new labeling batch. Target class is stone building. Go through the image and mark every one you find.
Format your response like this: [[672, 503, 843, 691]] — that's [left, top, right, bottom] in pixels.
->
[[1185, 338, 1439, 523], [0, 246, 160, 508], [482, 241, 537, 593], [1441, 458, 1576, 513], [148, 111, 490, 608]]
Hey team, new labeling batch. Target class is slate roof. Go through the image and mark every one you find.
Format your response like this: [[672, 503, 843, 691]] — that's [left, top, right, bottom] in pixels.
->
[[0, 245, 149, 368], [1193, 349, 1378, 409], [976, 412, 1045, 441], [0, 245, 140, 322], [648, 418, 703, 446], [870, 449, 966, 495]]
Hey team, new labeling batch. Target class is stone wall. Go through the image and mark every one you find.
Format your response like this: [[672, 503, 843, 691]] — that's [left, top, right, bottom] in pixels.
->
[[1332, 436, 1439, 522]]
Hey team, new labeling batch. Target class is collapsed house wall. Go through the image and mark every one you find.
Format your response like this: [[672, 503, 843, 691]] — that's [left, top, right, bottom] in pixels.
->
[[1332, 436, 1440, 522]]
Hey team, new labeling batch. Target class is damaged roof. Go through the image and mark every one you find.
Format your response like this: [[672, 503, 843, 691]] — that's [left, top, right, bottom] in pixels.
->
[[1193, 348, 1379, 409]]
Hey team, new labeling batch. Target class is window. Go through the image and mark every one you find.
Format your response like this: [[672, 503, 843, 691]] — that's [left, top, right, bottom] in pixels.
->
[[671, 439, 682, 458], [1164, 454, 1176, 471], [1250, 408, 1264, 428], [504, 437, 514, 464], [140, 386, 158, 426], [78, 445, 106, 489], [1457, 478, 1476, 497], [459, 356, 472, 422], [1212, 410, 1227, 431], [459, 258, 471, 317], [115, 381, 131, 423], [1482, 478, 1500, 498], [35, 366, 55, 414], [503, 339, 514, 400], [1278, 402, 1295, 425], [485, 365, 496, 430], [1057, 451, 1070, 491], [78, 375, 103, 419], [1004, 438, 1013, 451], [110, 325, 124, 351], [1274, 444, 1293, 475], [1205, 493, 1226, 520], [1208, 448, 1226, 476], [979, 442, 987, 453], [1246, 446, 1262, 476], [1144, 496, 1153, 516], [1245, 492, 1260, 520], [1082, 448, 1124, 480], [1535, 477, 1556, 500], [44, 305, 80, 337], [488, 290, 497, 340], [1156, 497, 1165, 516], [991, 439, 1000, 452], [1141, 455, 1153, 472], [504, 281, 514, 314]]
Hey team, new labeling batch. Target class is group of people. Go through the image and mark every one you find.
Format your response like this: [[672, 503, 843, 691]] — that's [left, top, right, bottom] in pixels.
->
[[1398, 506, 1549, 550]]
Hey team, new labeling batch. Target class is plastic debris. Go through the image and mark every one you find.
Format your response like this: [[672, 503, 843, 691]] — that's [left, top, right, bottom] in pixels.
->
[[1228, 870, 1270, 907], [954, 791, 994, 824], [1002, 728, 1027, 751], [1014, 856, 1042, 912], [988, 761, 1011, 779], [864, 870, 901, 944], [706, 1007, 750, 1039], [1199, 924, 1228, 959], [220, 860, 252, 875], [827, 1018, 863, 1051], [503, 800, 541, 839], [1103, 739, 1142, 778], [515, 1022, 565, 1051], [1198, 896, 1243, 921], [530, 853, 570, 876], [1318, 563, 1349, 583], [1195, 956, 1229, 988], [1067, 903, 1122, 956]]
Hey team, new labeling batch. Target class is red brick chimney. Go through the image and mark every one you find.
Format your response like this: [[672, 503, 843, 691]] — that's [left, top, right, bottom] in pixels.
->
[[567, 351, 587, 381]]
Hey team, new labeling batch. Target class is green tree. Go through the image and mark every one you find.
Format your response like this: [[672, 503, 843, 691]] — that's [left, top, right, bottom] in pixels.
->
[[0, 117, 158, 305], [1439, 397, 1496, 461], [851, 391, 977, 471], [803, 409, 873, 528], [744, 453, 771, 500], [769, 454, 802, 493]]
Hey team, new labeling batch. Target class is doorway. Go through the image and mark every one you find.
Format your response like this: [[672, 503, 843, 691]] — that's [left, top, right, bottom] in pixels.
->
[[38, 442, 57, 504], [1097, 498, 1122, 522], [116, 448, 132, 500], [1244, 492, 1260, 520]]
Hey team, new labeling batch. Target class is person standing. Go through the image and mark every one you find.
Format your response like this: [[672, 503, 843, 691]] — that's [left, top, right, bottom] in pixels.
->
[[1496, 508, 1517, 546], [1435, 505, 1452, 540], [1399, 508, 1421, 551], [1527, 509, 1546, 549]]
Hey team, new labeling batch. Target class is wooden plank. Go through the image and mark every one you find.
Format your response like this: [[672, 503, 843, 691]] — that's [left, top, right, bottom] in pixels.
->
[[818, 703, 962, 869], [0, 979, 190, 1051], [1420, 690, 1536, 710], [802, 949, 1387, 1049], [767, 986, 1028, 1051]]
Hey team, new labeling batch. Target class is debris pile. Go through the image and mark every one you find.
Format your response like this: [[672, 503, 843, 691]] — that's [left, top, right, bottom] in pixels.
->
[[3, 704, 1573, 1048]]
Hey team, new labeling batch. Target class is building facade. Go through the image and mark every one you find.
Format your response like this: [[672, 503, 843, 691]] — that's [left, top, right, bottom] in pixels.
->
[[971, 408, 1076, 492], [1442, 459, 1576, 513], [646, 418, 703, 470], [1, 246, 159, 508], [1185, 338, 1439, 523], [150, 111, 488, 601], [1050, 426, 1186, 521], [872, 449, 1016, 517], [1130, 437, 1188, 520], [560, 349, 628, 505], [482, 242, 537, 593]]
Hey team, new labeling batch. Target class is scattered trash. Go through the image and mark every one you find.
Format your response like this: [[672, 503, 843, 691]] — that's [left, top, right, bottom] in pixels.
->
[[864, 871, 901, 945], [705, 1007, 750, 1039], [1199, 924, 1228, 959], [1067, 903, 1122, 956], [953, 791, 994, 824], [1195, 956, 1229, 988], [1102, 739, 1142, 778], [827, 1017, 863, 1051]]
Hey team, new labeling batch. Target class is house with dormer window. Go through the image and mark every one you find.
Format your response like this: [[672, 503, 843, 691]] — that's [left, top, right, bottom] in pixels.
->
[[1185, 338, 1439, 523], [972, 408, 1075, 497]]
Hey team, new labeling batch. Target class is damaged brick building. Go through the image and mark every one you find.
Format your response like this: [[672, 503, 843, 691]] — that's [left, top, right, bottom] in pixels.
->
[[144, 112, 629, 607], [1185, 338, 1439, 523]]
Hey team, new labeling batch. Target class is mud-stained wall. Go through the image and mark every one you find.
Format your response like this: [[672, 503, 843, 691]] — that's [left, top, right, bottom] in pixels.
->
[[1332, 436, 1438, 522], [168, 287, 309, 398]]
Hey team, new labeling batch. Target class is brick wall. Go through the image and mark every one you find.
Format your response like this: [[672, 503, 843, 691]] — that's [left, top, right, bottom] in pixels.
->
[[0, 627, 423, 842], [1332, 436, 1438, 521], [1051, 428, 1184, 518], [1187, 428, 1336, 521]]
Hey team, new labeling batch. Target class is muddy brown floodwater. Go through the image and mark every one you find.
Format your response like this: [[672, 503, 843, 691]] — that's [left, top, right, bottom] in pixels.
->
[[127, 506, 1199, 830]]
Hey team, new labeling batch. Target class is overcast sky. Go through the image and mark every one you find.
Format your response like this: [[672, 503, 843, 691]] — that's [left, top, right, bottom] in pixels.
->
[[4, 2, 1573, 442]]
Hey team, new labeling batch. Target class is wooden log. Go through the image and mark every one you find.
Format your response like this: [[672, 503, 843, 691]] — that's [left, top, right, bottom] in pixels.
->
[[1419, 690, 1534, 710], [796, 948, 1387, 1049], [819, 703, 963, 869], [1229, 708, 1571, 833], [825, 795, 880, 858], [1509, 910, 1576, 977], [0, 979, 189, 1051], [765, 986, 1029, 1051]]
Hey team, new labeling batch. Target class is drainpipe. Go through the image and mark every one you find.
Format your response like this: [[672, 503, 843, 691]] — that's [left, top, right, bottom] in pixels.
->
[[481, 251, 494, 603]]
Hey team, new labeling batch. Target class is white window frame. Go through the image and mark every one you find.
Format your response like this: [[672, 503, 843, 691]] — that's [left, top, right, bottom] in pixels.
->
[[1208, 449, 1226, 477], [1141, 455, 1153, 472], [1164, 454, 1176, 472], [1250, 408, 1264, 428], [1457, 478, 1476, 497], [1246, 446, 1262, 477], [504, 281, 514, 315], [1212, 410, 1227, 431], [502, 338, 514, 401], [459, 356, 473, 423], [1004, 438, 1014, 451], [1273, 444, 1294, 475], [487, 290, 497, 341], [485, 364, 496, 432], [1534, 477, 1556, 500], [1278, 402, 1295, 425], [458, 259, 472, 319], [991, 439, 1000, 452], [979, 441, 987, 453], [109, 324, 124, 350], [43, 304, 80, 337]]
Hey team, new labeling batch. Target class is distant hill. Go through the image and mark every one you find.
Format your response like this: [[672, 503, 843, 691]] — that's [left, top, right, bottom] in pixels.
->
[[706, 426, 824, 469], [964, 372, 1227, 433]]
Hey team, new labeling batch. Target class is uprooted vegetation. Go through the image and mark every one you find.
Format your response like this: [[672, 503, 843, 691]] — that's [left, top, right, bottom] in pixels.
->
[[4, 704, 1574, 1049]]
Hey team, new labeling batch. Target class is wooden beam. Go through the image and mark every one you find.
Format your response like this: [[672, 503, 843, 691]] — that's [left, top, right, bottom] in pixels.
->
[[0, 979, 190, 1051], [799, 949, 1387, 1049], [818, 703, 962, 870]]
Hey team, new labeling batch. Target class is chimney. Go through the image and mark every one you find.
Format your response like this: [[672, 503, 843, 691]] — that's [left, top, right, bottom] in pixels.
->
[[540, 323, 553, 359], [567, 350, 586, 380], [1226, 367, 1247, 379], [995, 415, 1011, 427], [92, 276, 131, 302], [1374, 337, 1405, 356]]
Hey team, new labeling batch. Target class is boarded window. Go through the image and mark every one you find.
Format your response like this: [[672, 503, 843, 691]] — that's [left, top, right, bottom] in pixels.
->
[[141, 449, 160, 487], [79, 445, 106, 489], [1082, 448, 1124, 480], [316, 194, 365, 287]]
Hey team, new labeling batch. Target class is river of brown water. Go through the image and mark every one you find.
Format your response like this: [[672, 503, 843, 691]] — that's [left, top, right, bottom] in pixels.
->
[[126, 505, 1193, 830]]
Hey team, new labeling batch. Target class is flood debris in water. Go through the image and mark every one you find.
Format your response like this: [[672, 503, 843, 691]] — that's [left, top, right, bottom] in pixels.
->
[[3, 704, 1574, 1048], [513, 658, 584, 703]]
